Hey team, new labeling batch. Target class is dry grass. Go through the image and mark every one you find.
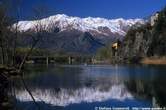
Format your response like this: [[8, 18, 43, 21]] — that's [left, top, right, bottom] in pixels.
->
[[141, 56, 166, 65]]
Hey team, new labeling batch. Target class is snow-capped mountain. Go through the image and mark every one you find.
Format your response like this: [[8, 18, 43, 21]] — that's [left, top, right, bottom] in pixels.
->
[[16, 14, 145, 36], [17, 14, 145, 54]]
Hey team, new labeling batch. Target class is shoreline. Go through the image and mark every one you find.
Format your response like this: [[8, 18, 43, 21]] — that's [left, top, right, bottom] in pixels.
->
[[140, 57, 166, 65]]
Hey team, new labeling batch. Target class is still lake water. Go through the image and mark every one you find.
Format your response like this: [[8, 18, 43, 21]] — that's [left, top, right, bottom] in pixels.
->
[[14, 64, 166, 110]]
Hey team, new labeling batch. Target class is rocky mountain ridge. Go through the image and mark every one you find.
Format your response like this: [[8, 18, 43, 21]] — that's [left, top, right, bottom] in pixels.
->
[[15, 14, 145, 54]]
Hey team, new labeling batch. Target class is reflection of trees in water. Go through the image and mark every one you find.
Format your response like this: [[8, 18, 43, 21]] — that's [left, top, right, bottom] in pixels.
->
[[13, 65, 84, 90], [125, 79, 152, 99], [153, 76, 166, 106], [125, 67, 166, 107]]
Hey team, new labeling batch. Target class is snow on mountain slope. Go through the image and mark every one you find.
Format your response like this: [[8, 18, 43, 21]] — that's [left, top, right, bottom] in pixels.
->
[[15, 14, 145, 36]]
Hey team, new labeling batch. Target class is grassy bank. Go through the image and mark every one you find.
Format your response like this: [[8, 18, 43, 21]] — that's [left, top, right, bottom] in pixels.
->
[[141, 56, 166, 65]]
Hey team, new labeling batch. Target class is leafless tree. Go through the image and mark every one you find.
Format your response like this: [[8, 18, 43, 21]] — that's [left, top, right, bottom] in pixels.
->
[[0, 1, 49, 110], [0, 0, 21, 66], [18, 5, 48, 71], [0, 3, 12, 66]]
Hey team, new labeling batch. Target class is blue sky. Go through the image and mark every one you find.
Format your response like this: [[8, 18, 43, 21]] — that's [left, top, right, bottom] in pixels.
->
[[9, 0, 166, 20]]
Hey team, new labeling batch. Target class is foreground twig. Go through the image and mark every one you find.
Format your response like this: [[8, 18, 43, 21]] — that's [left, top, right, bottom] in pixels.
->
[[20, 72, 40, 110]]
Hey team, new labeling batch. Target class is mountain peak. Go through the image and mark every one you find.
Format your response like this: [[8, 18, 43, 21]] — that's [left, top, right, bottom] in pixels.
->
[[15, 14, 145, 36]]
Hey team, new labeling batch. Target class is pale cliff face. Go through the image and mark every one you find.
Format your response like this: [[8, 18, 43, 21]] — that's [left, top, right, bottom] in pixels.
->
[[150, 13, 159, 26]]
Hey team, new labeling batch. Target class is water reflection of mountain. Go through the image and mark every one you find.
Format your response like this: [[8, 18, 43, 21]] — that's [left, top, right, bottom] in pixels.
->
[[14, 65, 166, 109], [15, 84, 133, 106], [15, 65, 133, 106]]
